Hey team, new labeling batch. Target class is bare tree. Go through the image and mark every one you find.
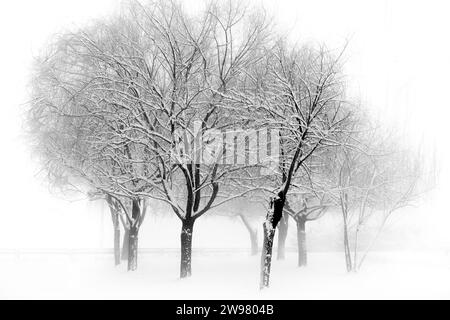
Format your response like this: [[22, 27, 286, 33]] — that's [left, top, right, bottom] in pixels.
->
[[320, 118, 423, 272], [231, 41, 351, 288], [262, 45, 348, 288], [89, 0, 270, 278], [26, 10, 160, 271], [285, 193, 329, 267], [28, 0, 426, 287]]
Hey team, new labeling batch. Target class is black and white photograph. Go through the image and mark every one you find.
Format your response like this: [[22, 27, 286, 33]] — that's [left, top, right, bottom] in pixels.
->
[[0, 0, 448, 303]]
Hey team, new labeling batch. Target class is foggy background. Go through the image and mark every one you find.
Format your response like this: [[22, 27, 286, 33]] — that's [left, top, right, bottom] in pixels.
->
[[0, 0, 448, 277]]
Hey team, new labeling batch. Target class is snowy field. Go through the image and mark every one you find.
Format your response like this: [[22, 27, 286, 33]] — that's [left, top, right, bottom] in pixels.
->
[[1, 250, 449, 300]]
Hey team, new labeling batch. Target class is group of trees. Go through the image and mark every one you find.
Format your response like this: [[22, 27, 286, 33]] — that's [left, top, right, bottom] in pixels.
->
[[27, 0, 424, 289]]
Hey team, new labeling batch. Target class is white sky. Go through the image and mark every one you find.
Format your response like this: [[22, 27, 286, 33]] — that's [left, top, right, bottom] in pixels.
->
[[0, 0, 449, 249]]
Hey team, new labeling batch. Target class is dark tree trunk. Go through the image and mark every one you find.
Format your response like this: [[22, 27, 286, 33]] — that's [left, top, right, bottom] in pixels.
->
[[121, 228, 130, 261], [260, 222, 276, 289], [180, 219, 194, 279], [239, 214, 259, 256], [260, 196, 285, 289], [296, 217, 307, 267], [277, 214, 289, 260], [127, 226, 139, 271], [127, 199, 142, 272]]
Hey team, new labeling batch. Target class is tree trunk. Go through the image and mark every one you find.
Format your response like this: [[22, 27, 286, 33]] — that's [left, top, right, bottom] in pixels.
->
[[113, 223, 121, 266], [128, 226, 139, 271], [260, 196, 285, 289], [296, 218, 307, 267], [127, 199, 142, 272], [277, 214, 289, 260], [180, 219, 194, 279], [343, 223, 352, 272], [250, 230, 259, 256], [109, 208, 121, 267], [121, 228, 130, 261], [260, 222, 276, 289], [239, 214, 259, 256], [341, 194, 353, 272]]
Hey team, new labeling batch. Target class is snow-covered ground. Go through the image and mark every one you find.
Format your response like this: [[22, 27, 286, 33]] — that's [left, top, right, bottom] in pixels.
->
[[1, 249, 449, 300]]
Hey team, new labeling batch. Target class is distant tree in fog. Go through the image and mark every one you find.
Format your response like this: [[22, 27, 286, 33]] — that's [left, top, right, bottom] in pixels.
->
[[285, 192, 330, 267], [213, 195, 267, 256], [321, 117, 423, 272]]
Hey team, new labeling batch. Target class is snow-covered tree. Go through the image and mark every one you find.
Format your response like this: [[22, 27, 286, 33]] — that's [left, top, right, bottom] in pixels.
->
[[128, 0, 270, 278], [26, 11, 162, 271], [233, 42, 352, 289]]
